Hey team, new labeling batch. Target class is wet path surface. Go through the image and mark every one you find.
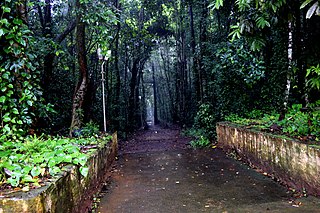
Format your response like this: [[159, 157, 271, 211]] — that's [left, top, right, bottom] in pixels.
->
[[98, 126, 320, 213]]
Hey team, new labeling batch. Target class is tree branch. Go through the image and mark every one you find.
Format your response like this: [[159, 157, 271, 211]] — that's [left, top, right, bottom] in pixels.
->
[[54, 20, 77, 43], [37, 4, 45, 30]]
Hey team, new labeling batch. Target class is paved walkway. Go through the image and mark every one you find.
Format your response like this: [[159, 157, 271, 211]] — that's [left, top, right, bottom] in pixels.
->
[[98, 126, 320, 213]]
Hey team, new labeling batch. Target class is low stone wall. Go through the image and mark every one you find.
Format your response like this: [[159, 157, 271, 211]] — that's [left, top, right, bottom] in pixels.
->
[[0, 133, 118, 213], [217, 122, 320, 196]]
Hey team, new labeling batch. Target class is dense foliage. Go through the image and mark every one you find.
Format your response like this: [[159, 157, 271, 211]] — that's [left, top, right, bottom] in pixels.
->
[[2, 0, 319, 137], [0, 134, 112, 190], [1, 0, 320, 187], [225, 101, 320, 143], [0, 0, 52, 140]]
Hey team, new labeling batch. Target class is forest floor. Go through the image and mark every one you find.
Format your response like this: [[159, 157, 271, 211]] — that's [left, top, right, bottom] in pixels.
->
[[96, 125, 320, 213]]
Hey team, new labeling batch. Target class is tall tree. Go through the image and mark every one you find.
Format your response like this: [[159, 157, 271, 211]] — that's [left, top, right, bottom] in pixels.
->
[[69, 0, 88, 135], [189, 1, 201, 103]]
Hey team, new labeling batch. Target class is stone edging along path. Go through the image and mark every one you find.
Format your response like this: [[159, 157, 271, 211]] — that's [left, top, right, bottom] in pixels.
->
[[0, 133, 118, 213], [217, 122, 320, 197]]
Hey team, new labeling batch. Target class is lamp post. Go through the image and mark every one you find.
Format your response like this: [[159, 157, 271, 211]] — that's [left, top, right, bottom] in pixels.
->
[[97, 48, 107, 132]]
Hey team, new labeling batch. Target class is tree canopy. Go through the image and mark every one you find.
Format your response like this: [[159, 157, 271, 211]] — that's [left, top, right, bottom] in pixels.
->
[[1, 0, 320, 139]]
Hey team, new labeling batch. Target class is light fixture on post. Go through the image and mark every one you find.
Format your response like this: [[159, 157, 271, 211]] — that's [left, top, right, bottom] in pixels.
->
[[97, 48, 107, 133]]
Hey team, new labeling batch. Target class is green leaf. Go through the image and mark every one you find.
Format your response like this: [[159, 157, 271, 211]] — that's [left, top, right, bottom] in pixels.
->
[[31, 166, 41, 177], [27, 100, 33, 106], [213, 0, 224, 9], [0, 18, 9, 26], [21, 175, 36, 183], [2, 6, 11, 13], [0, 96, 6, 103], [3, 124, 11, 133], [48, 159, 57, 167], [0, 29, 4, 37], [80, 167, 89, 177], [306, 2, 319, 19], [13, 18, 23, 25], [19, 39, 26, 46], [256, 17, 270, 29], [12, 108, 19, 115], [22, 166, 32, 174], [2, 72, 10, 79], [301, 0, 313, 9], [7, 176, 20, 187], [64, 155, 73, 163], [49, 167, 61, 175], [3, 116, 11, 123], [0, 150, 10, 158], [13, 46, 21, 55], [33, 156, 44, 164]]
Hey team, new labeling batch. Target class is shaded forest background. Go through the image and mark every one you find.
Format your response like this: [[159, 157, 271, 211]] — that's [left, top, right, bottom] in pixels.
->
[[1, 0, 320, 140]]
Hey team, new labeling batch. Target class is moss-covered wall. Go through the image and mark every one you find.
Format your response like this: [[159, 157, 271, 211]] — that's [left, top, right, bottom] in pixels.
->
[[0, 133, 118, 213], [217, 122, 320, 196]]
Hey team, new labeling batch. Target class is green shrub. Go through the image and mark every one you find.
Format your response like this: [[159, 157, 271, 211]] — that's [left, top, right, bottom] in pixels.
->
[[193, 103, 216, 140], [0, 134, 112, 189], [310, 110, 320, 141], [0, 3, 53, 140], [278, 104, 309, 136], [225, 101, 320, 142], [245, 109, 264, 119], [190, 135, 211, 148], [306, 65, 320, 90], [75, 121, 100, 138], [279, 101, 320, 140]]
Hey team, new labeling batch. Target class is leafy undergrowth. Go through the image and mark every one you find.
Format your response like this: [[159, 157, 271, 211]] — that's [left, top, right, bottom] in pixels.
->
[[182, 103, 217, 148], [0, 134, 112, 193], [189, 135, 211, 148], [225, 101, 320, 148], [182, 129, 213, 148]]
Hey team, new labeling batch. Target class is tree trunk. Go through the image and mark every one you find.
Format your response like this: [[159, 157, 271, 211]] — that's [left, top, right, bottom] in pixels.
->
[[199, 0, 209, 102], [41, 2, 76, 98], [295, 3, 307, 105], [124, 44, 129, 138], [112, 0, 121, 129], [141, 70, 146, 128], [43, 21, 76, 85], [189, 2, 201, 104], [152, 64, 159, 125], [282, 20, 293, 116], [69, 0, 88, 135], [160, 48, 175, 120], [40, 0, 53, 92], [17, 0, 28, 24], [128, 59, 140, 129]]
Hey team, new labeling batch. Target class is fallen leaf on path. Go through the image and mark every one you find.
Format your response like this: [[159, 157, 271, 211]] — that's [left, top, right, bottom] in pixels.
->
[[22, 186, 30, 192]]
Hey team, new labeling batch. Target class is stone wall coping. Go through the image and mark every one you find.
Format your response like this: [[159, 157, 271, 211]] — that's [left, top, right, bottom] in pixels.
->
[[217, 123, 320, 197]]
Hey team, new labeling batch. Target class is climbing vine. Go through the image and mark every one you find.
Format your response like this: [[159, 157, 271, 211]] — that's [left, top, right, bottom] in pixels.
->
[[0, 0, 51, 141]]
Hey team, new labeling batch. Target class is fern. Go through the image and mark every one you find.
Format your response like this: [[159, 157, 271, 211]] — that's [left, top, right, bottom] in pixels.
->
[[256, 16, 270, 29]]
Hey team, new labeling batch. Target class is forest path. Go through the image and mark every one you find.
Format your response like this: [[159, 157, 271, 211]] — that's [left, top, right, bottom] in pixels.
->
[[97, 126, 320, 213]]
